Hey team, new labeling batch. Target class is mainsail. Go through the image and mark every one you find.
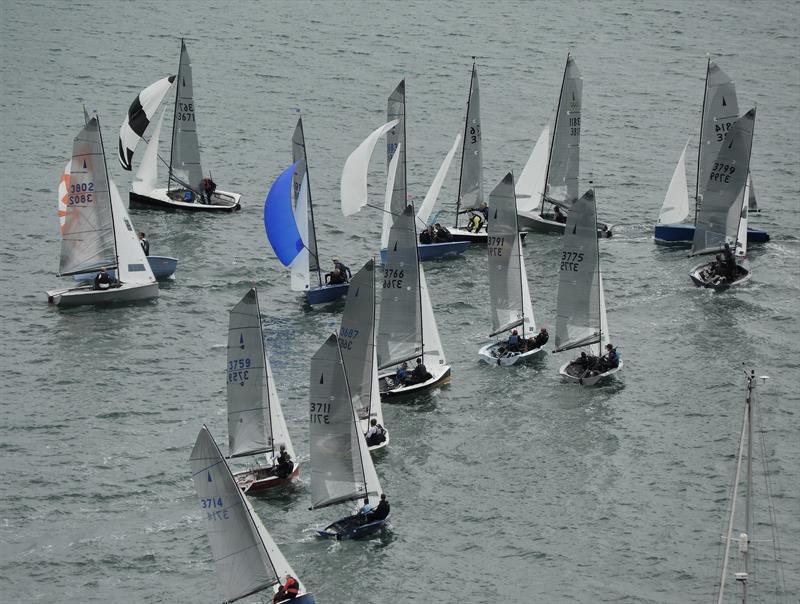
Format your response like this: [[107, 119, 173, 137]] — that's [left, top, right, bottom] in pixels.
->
[[292, 118, 321, 287], [338, 260, 380, 420], [190, 426, 300, 603], [59, 117, 117, 277], [487, 173, 530, 337], [310, 334, 380, 510], [227, 288, 274, 459], [455, 62, 484, 226], [386, 80, 408, 218], [169, 39, 203, 192], [118, 74, 175, 171], [691, 108, 756, 256], [554, 190, 601, 352], [543, 54, 582, 211], [377, 205, 422, 369]]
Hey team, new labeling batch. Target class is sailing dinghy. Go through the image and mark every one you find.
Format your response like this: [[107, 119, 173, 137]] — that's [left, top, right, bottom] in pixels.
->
[[227, 288, 299, 495], [377, 205, 452, 398], [655, 59, 767, 245], [338, 260, 389, 451], [189, 426, 315, 603], [478, 173, 547, 366], [516, 54, 612, 238], [310, 334, 388, 540], [265, 118, 349, 305], [47, 115, 158, 307], [689, 108, 756, 290], [119, 40, 241, 212], [553, 189, 622, 385]]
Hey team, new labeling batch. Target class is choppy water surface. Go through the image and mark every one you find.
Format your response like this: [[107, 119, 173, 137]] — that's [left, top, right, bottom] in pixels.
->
[[1, 1, 798, 602]]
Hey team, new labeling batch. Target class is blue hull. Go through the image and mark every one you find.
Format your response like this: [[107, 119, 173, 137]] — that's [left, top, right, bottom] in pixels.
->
[[316, 516, 387, 540], [379, 240, 469, 264], [654, 223, 769, 245], [306, 283, 349, 305], [73, 256, 178, 282]]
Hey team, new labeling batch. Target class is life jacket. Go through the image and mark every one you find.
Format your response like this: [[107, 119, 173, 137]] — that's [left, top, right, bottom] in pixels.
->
[[284, 577, 299, 596], [469, 214, 482, 232]]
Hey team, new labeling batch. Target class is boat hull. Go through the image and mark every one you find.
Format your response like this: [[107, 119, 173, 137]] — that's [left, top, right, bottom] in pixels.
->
[[379, 241, 469, 264], [73, 256, 178, 282], [130, 187, 241, 212], [316, 515, 388, 540], [449, 227, 527, 245], [234, 463, 300, 495], [518, 210, 612, 238], [477, 342, 547, 366], [654, 223, 769, 246], [306, 283, 349, 305], [46, 282, 159, 307], [558, 359, 623, 386], [359, 418, 390, 452], [283, 594, 315, 604], [378, 366, 451, 399], [689, 261, 751, 291]]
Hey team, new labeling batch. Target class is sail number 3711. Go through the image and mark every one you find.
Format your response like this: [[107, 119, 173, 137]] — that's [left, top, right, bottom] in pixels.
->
[[310, 401, 331, 424]]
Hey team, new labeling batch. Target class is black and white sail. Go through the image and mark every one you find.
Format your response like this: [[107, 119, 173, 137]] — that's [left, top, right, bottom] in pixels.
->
[[309, 334, 380, 510], [118, 75, 175, 171], [691, 108, 756, 257]]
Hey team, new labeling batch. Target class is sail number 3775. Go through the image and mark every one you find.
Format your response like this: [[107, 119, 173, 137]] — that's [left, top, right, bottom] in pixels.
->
[[560, 251, 584, 272]]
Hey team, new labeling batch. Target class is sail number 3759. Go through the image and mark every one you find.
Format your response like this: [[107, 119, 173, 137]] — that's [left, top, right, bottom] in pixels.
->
[[228, 358, 251, 386]]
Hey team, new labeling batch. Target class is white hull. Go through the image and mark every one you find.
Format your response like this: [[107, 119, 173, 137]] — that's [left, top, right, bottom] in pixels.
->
[[378, 365, 451, 399], [130, 186, 241, 212], [558, 359, 623, 386], [477, 341, 547, 366], [359, 417, 390, 452], [518, 209, 612, 238], [47, 282, 158, 307]]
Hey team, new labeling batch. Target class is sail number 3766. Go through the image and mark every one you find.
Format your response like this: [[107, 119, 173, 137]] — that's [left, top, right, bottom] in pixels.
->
[[383, 268, 404, 289]]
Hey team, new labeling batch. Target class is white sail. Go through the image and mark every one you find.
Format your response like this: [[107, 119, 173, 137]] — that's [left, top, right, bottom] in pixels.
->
[[292, 118, 321, 286], [190, 426, 303, 603], [170, 40, 203, 192], [544, 55, 582, 210], [289, 173, 311, 292], [59, 117, 117, 277], [736, 175, 750, 258], [386, 81, 408, 219], [554, 190, 601, 352], [118, 74, 175, 171], [310, 335, 380, 509], [340, 119, 399, 216], [419, 266, 447, 370], [381, 142, 402, 250], [109, 178, 156, 285], [416, 134, 461, 229], [516, 118, 551, 213], [657, 138, 691, 224], [456, 62, 484, 219], [133, 107, 167, 196]]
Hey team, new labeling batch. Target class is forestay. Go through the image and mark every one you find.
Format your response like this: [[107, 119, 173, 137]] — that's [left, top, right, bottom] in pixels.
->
[[292, 118, 321, 287], [697, 61, 739, 202], [386, 80, 408, 219], [227, 288, 273, 459], [170, 40, 203, 192], [190, 426, 298, 603], [487, 173, 528, 337], [377, 206, 422, 369], [59, 117, 117, 277], [456, 62, 484, 222], [544, 54, 582, 211], [339, 261, 380, 420], [691, 108, 755, 256], [310, 334, 380, 509], [657, 138, 691, 224], [118, 74, 175, 171], [340, 120, 399, 216], [555, 190, 601, 352]]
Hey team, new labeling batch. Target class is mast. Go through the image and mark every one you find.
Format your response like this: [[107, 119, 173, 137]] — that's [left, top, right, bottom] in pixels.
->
[[254, 289, 275, 452], [167, 39, 182, 191], [513, 178, 527, 339], [454, 59, 476, 229], [694, 57, 711, 224], [297, 116, 323, 288], [96, 116, 119, 270], [541, 54, 569, 215], [593, 187, 601, 348], [742, 369, 755, 604]]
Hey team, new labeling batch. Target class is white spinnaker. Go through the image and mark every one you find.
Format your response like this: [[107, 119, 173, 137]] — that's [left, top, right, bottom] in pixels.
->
[[340, 120, 399, 216], [657, 138, 691, 224], [419, 266, 447, 370], [133, 107, 167, 194], [290, 173, 311, 291], [416, 134, 461, 229], [380, 142, 402, 250], [109, 178, 156, 285], [516, 119, 551, 213]]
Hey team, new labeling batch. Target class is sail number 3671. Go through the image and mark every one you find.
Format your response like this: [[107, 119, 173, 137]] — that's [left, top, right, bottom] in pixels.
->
[[176, 102, 195, 122]]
